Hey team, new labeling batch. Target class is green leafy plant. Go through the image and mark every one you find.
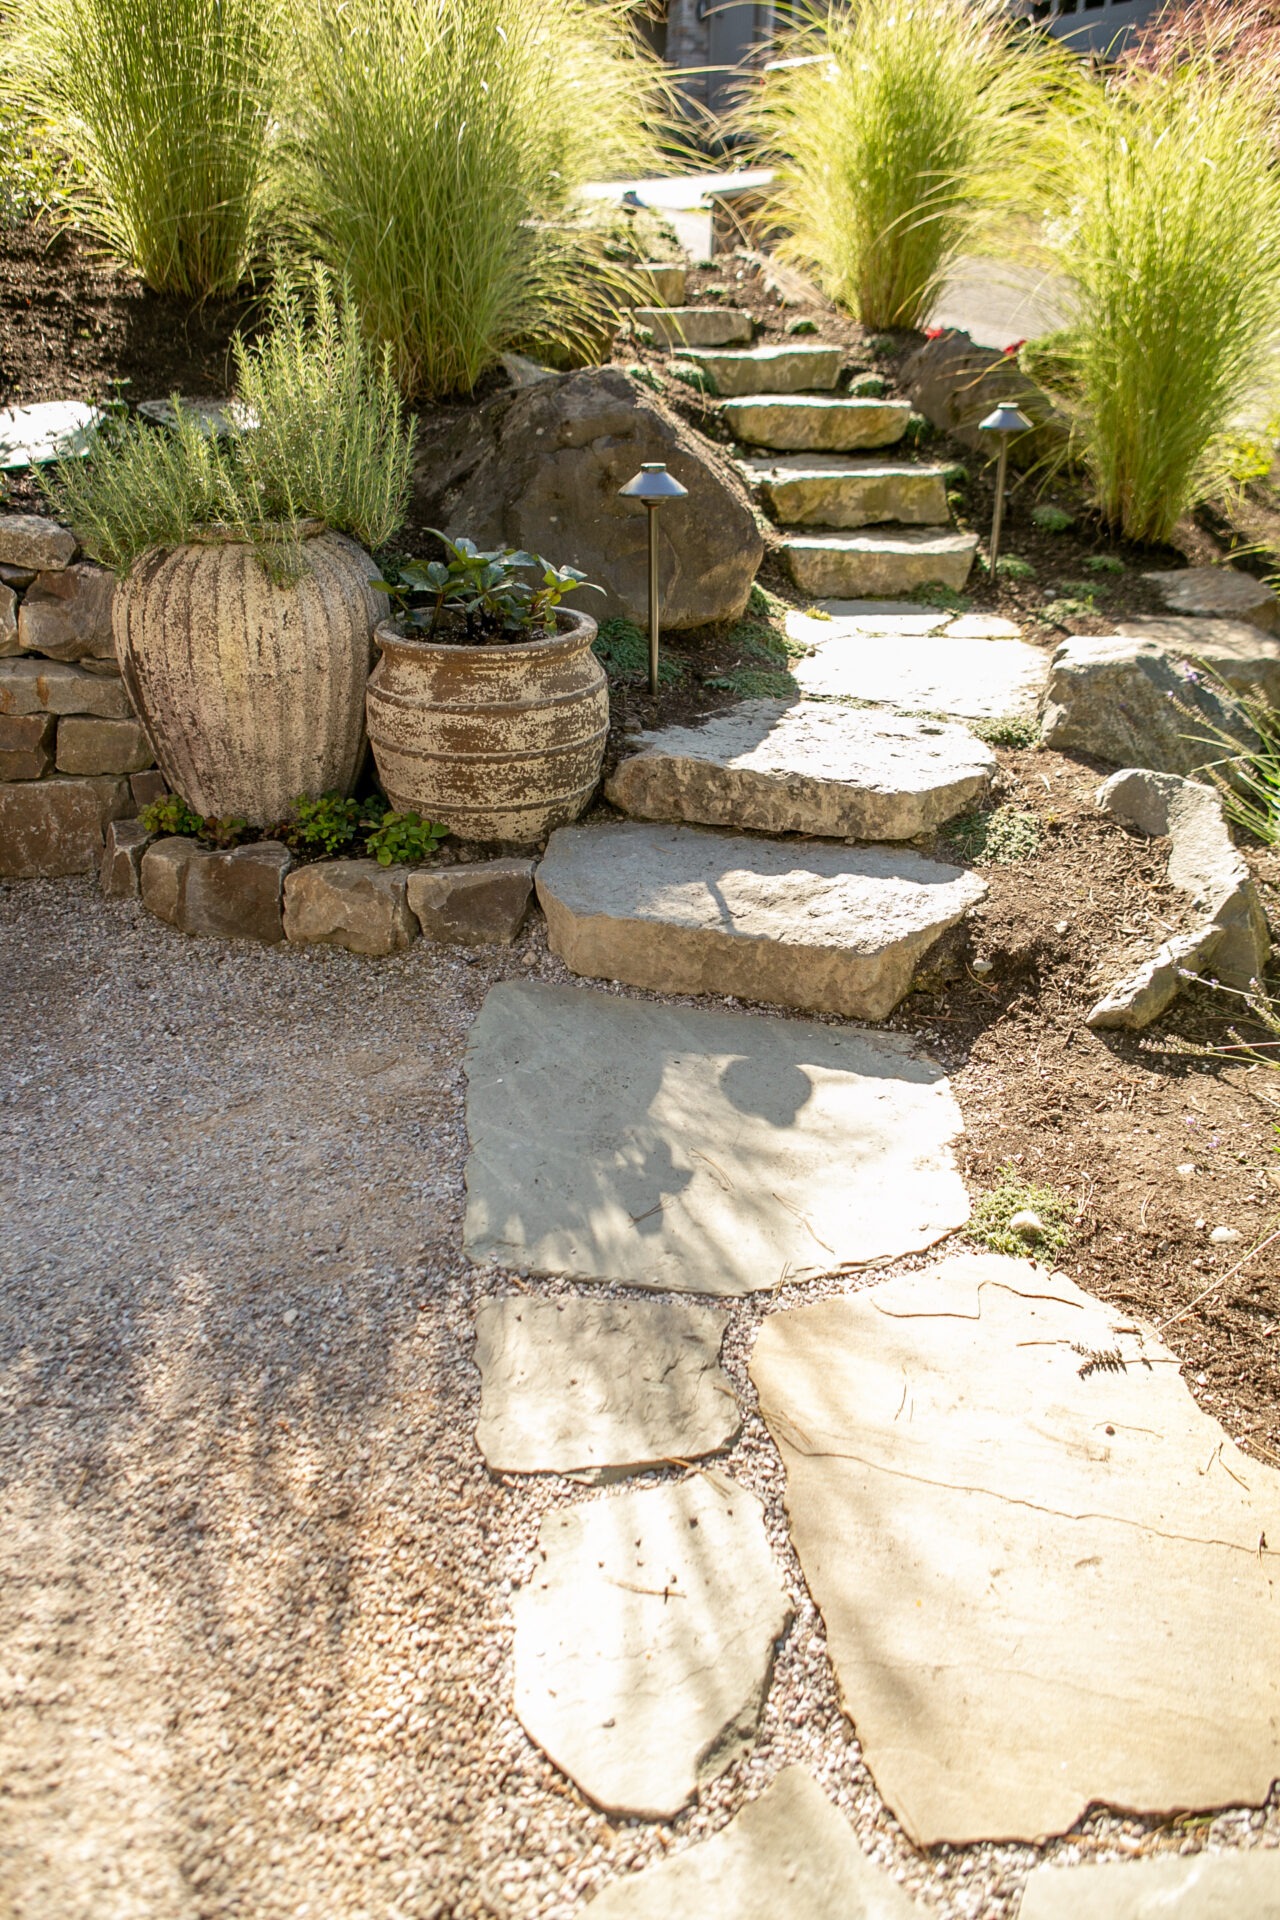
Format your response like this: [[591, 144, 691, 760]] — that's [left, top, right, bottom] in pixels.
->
[[788, 317, 819, 336], [912, 583, 971, 612], [970, 712, 1039, 748], [704, 668, 798, 699], [966, 1163, 1073, 1258], [374, 536, 599, 645], [901, 411, 937, 449], [140, 793, 204, 837], [848, 372, 887, 398], [941, 463, 969, 488], [364, 810, 449, 866], [1038, 595, 1096, 626], [1031, 503, 1074, 532], [946, 804, 1041, 863], [1084, 553, 1124, 574], [995, 554, 1035, 581], [593, 616, 683, 685], [669, 362, 714, 394], [625, 363, 664, 394], [285, 791, 371, 856]]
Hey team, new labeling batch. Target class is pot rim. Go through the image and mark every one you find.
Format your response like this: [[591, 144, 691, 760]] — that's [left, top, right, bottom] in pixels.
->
[[178, 517, 330, 547], [373, 600, 598, 660]]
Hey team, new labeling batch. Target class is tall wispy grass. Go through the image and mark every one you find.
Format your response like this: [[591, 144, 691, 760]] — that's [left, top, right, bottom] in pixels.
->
[[284, 0, 662, 400], [1036, 54, 1280, 545], [8, 0, 281, 296], [750, 0, 1071, 332]]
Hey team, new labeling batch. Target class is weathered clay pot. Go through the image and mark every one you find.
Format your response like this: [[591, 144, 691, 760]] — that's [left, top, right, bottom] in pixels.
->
[[366, 606, 608, 844], [113, 521, 387, 825]]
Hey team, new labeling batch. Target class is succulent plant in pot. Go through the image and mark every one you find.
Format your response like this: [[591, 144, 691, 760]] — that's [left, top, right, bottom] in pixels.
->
[[366, 533, 609, 845], [45, 270, 415, 827]]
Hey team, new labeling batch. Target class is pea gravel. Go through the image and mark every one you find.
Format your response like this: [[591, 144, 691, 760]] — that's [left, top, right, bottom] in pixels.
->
[[2, 878, 1275, 1919]]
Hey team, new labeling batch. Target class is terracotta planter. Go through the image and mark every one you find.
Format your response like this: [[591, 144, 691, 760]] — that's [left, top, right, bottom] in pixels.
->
[[366, 606, 609, 845], [113, 521, 387, 826]]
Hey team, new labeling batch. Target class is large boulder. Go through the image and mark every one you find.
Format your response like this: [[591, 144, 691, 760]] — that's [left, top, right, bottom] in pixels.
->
[[434, 367, 763, 630], [900, 328, 1067, 470]]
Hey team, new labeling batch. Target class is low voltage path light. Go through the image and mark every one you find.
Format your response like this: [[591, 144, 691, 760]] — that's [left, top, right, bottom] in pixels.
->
[[979, 402, 1032, 576], [618, 461, 689, 697]]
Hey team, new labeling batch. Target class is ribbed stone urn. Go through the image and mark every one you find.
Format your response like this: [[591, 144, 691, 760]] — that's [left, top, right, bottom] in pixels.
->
[[113, 522, 387, 826], [366, 607, 609, 845]]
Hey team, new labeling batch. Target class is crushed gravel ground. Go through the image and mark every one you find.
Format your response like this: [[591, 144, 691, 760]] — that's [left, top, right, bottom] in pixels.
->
[[2, 878, 1277, 1920]]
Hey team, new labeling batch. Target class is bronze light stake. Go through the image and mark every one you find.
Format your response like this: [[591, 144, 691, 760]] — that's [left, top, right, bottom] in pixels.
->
[[618, 462, 689, 697]]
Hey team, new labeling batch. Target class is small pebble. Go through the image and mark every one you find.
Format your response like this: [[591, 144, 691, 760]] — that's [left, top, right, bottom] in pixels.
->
[[1177, 1163, 1195, 1181], [971, 958, 993, 977], [1209, 1226, 1242, 1246], [283, 1307, 298, 1326], [1009, 1209, 1045, 1241]]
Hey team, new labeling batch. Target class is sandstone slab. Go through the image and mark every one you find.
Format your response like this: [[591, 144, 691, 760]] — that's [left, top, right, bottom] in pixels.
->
[[0, 514, 76, 571], [140, 836, 194, 925], [742, 456, 949, 529], [406, 858, 534, 947], [183, 842, 292, 944], [679, 344, 842, 397], [537, 820, 986, 1020], [512, 1475, 791, 1816], [585, 1766, 921, 1920], [99, 818, 153, 899], [283, 859, 417, 956], [750, 1254, 1280, 1845], [0, 657, 132, 720], [0, 710, 55, 780], [605, 700, 995, 840], [785, 529, 978, 598], [463, 981, 970, 1292], [0, 400, 102, 469], [474, 1295, 738, 1476], [0, 774, 131, 878], [1086, 926, 1224, 1031], [17, 563, 116, 662], [723, 396, 910, 453], [55, 715, 154, 777], [1145, 566, 1279, 633], [634, 306, 751, 347], [788, 611, 1049, 720], [0, 583, 16, 657], [1018, 1851, 1280, 1920]]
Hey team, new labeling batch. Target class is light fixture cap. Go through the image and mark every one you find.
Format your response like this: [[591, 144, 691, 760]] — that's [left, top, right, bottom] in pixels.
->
[[619, 461, 689, 502], [979, 402, 1033, 436]]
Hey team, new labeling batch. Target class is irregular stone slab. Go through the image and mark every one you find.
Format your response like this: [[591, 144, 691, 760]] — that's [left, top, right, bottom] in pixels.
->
[[183, 842, 292, 944], [586, 1766, 921, 1920], [0, 562, 35, 590], [0, 401, 102, 470], [283, 858, 417, 956], [1041, 623, 1280, 775], [17, 563, 116, 662], [635, 306, 751, 347], [0, 514, 76, 571], [512, 1475, 792, 1817], [750, 1254, 1280, 1846], [1097, 768, 1268, 988], [788, 611, 1049, 720], [537, 820, 986, 1021], [0, 583, 16, 657], [946, 613, 1023, 638], [900, 328, 1066, 470], [0, 711, 55, 780], [723, 396, 911, 453], [785, 529, 978, 598], [140, 836, 194, 925], [99, 819, 153, 899], [0, 775, 131, 878], [1086, 925, 1224, 1031], [474, 1295, 739, 1476], [1018, 1850, 1280, 1920], [742, 455, 949, 529], [605, 700, 995, 840], [794, 602, 953, 635], [130, 768, 166, 810], [135, 397, 255, 438], [55, 716, 153, 777], [406, 858, 534, 947], [679, 345, 842, 397], [0, 657, 132, 720], [1145, 566, 1279, 633], [463, 981, 970, 1292], [630, 263, 687, 307]]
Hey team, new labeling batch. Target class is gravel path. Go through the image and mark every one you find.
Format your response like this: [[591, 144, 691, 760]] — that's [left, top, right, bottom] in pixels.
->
[[2, 879, 1276, 1920]]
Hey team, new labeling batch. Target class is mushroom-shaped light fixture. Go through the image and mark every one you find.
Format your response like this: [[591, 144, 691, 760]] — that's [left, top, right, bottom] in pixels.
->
[[618, 462, 689, 697], [978, 402, 1032, 575]]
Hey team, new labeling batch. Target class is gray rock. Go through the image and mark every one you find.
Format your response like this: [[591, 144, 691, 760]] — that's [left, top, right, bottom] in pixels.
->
[[406, 858, 535, 947], [605, 701, 995, 841], [784, 528, 978, 598], [462, 981, 970, 1294], [678, 344, 842, 397], [473, 1295, 739, 1476], [899, 329, 1066, 469], [634, 306, 751, 347], [0, 400, 102, 470], [536, 820, 987, 1021], [741, 455, 949, 529], [0, 774, 132, 878], [0, 563, 36, 591], [0, 658, 133, 720], [1086, 926, 1224, 1031], [183, 842, 292, 944], [512, 1474, 792, 1817], [55, 716, 154, 777], [283, 859, 418, 956], [1145, 566, 1280, 633], [722, 395, 910, 453], [0, 584, 16, 657], [0, 710, 55, 780], [1018, 1849, 1280, 1919], [17, 563, 116, 662], [140, 836, 195, 925], [99, 819, 154, 899], [585, 1767, 921, 1920], [0, 513, 76, 571], [788, 608, 1048, 721], [439, 366, 762, 630], [750, 1254, 1280, 1845]]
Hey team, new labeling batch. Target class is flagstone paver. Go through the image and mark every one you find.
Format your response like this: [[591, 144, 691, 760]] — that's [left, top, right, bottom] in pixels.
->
[[1018, 1850, 1280, 1919], [473, 1295, 739, 1477], [463, 982, 970, 1294], [784, 528, 978, 598], [512, 1474, 792, 1818], [750, 1254, 1280, 1846], [585, 1766, 922, 1918], [0, 400, 103, 468], [787, 607, 1049, 719]]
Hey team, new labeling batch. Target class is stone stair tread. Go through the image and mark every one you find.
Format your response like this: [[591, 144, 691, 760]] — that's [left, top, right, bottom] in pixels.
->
[[723, 395, 911, 453], [785, 528, 978, 596], [536, 819, 986, 1022], [675, 344, 842, 396], [634, 306, 753, 348], [741, 454, 950, 530], [785, 608, 1049, 720], [605, 699, 994, 841], [740, 454, 949, 481]]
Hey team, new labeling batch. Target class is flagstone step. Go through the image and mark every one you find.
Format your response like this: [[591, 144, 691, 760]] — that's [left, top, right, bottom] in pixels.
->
[[722, 395, 911, 453], [741, 453, 950, 528], [675, 344, 842, 397], [536, 819, 986, 1021], [605, 699, 995, 840], [785, 528, 978, 597], [786, 605, 1048, 721], [634, 306, 753, 348]]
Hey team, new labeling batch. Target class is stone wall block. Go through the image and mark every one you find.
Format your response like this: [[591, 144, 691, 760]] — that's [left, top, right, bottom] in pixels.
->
[[0, 513, 77, 571], [130, 769, 167, 810], [283, 860, 418, 955], [0, 710, 56, 780], [55, 715, 155, 777], [0, 584, 16, 658], [0, 657, 133, 720], [100, 818, 154, 899], [18, 562, 116, 662], [140, 836, 196, 926], [406, 859, 535, 946], [182, 842, 293, 944], [0, 774, 132, 878]]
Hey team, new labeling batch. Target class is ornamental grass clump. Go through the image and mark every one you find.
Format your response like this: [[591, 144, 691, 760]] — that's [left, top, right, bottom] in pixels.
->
[[1036, 54, 1280, 544], [285, 0, 662, 399], [9, 0, 281, 295], [750, 0, 1070, 331]]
